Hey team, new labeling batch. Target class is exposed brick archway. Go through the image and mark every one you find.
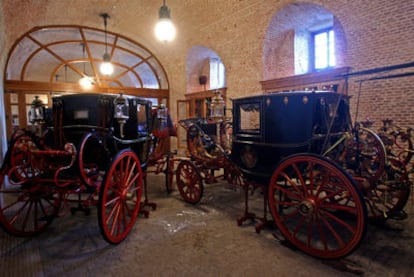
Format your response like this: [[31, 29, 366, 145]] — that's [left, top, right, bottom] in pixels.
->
[[263, 2, 347, 80]]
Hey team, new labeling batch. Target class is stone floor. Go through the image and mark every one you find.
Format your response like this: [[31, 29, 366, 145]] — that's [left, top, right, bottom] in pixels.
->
[[1, 173, 414, 277]]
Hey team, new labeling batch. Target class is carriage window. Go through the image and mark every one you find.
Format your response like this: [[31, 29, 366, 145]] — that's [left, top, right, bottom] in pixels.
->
[[136, 104, 148, 134], [74, 110, 89, 119], [239, 103, 260, 132]]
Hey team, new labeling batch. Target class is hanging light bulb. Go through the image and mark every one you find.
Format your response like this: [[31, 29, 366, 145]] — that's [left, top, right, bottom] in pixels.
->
[[100, 53, 114, 75], [100, 13, 114, 75], [79, 75, 93, 88], [154, 0, 176, 43]]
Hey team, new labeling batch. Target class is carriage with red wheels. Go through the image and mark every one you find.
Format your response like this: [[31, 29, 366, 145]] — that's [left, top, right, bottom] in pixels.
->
[[176, 89, 410, 259], [0, 93, 153, 244]]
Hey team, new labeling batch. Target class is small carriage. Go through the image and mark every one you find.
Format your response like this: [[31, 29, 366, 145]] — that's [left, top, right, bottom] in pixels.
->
[[0, 93, 153, 244], [177, 90, 411, 259]]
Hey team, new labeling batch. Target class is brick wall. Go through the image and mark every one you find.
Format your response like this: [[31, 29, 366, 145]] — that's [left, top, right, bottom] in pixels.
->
[[258, 0, 414, 129], [1, 0, 414, 140]]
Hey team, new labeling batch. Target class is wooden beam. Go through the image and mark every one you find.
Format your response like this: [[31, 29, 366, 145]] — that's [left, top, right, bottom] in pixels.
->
[[260, 67, 351, 92], [4, 80, 169, 97]]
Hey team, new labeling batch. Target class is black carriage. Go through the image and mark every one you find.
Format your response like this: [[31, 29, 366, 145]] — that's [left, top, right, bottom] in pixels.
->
[[0, 93, 153, 244], [176, 90, 410, 259]]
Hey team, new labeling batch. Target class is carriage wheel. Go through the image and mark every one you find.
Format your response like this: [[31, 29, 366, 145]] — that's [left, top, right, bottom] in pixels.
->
[[165, 154, 174, 193], [268, 154, 367, 259], [394, 130, 414, 166], [176, 160, 203, 204], [326, 127, 387, 186], [379, 126, 413, 166], [347, 127, 387, 185], [0, 166, 61, 236], [358, 127, 387, 184], [9, 132, 41, 183], [225, 162, 245, 188], [79, 132, 109, 187], [220, 120, 233, 153], [365, 156, 410, 220], [98, 149, 143, 244]]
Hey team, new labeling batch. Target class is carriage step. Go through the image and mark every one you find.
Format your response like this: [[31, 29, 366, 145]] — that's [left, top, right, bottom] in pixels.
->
[[386, 210, 408, 220], [70, 206, 91, 215]]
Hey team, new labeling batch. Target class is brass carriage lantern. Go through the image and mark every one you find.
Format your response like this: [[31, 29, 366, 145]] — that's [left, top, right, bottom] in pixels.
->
[[114, 93, 129, 138], [210, 90, 226, 144], [28, 96, 46, 133], [157, 104, 168, 128]]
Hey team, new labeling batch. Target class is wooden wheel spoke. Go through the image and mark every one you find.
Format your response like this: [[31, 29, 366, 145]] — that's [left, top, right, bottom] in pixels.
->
[[319, 208, 357, 234], [318, 213, 347, 248], [279, 171, 305, 196], [272, 184, 303, 202]]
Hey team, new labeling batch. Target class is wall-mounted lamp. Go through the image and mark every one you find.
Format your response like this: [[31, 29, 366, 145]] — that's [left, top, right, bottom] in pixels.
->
[[210, 90, 225, 121], [100, 13, 114, 76], [79, 43, 93, 88], [154, 0, 176, 43]]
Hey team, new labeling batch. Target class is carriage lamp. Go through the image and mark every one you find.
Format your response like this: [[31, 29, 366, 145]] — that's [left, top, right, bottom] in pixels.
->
[[28, 96, 46, 135], [210, 90, 225, 121], [114, 93, 129, 138], [29, 96, 46, 124], [210, 90, 226, 144], [157, 104, 168, 126]]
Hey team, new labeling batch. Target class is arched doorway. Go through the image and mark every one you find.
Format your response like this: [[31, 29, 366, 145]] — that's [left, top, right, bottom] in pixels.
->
[[184, 45, 226, 118], [3, 25, 170, 139]]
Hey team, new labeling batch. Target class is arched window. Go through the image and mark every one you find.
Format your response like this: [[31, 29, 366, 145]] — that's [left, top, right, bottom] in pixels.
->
[[313, 28, 335, 71], [209, 58, 225, 89]]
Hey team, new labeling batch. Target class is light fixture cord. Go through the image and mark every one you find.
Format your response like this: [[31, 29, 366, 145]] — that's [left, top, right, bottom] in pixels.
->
[[104, 16, 108, 54], [101, 13, 110, 55], [81, 42, 86, 74]]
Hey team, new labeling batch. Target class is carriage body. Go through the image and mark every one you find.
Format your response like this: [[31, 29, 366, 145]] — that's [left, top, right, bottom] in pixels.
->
[[231, 91, 350, 183], [52, 93, 152, 168], [0, 93, 153, 243]]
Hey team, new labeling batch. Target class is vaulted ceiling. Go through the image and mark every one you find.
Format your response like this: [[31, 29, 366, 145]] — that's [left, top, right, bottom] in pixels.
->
[[5, 25, 169, 92]]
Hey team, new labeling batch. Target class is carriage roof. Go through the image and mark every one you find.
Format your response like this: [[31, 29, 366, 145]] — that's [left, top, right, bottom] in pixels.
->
[[232, 90, 350, 146], [52, 93, 152, 129]]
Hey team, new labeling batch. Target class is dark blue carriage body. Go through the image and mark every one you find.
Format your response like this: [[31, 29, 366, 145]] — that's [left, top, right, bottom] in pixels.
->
[[231, 91, 351, 183], [51, 93, 153, 167]]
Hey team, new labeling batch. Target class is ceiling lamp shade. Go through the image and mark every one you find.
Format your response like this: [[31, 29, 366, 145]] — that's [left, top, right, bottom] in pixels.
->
[[155, 0, 176, 43], [100, 13, 114, 75]]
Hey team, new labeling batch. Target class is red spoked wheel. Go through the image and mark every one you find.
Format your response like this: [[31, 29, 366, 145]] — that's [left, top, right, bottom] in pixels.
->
[[268, 154, 367, 259], [356, 127, 387, 185], [176, 160, 203, 204], [98, 149, 143, 244], [9, 132, 41, 183], [225, 161, 245, 188], [364, 156, 411, 220], [378, 123, 413, 166], [0, 166, 61, 236], [78, 132, 109, 187], [393, 130, 413, 166], [327, 127, 387, 186]]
